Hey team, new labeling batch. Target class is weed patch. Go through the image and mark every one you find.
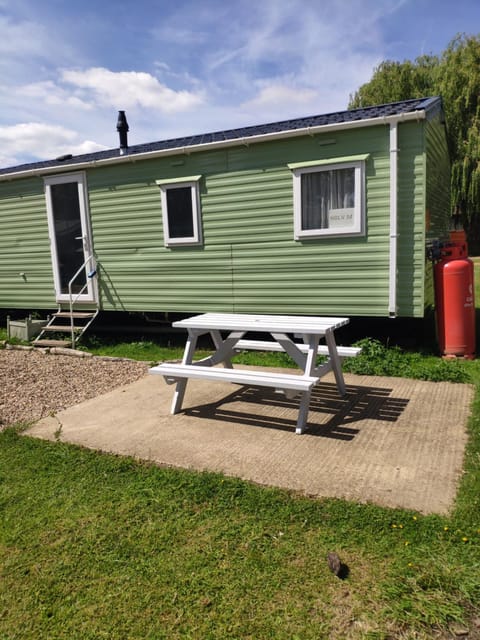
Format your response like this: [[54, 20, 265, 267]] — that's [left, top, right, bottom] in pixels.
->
[[343, 338, 471, 383]]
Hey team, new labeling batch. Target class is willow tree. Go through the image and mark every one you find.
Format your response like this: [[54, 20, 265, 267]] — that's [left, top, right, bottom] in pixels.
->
[[349, 34, 480, 247]]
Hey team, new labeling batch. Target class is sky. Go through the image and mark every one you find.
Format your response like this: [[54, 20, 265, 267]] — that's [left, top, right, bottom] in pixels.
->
[[1, 0, 479, 168]]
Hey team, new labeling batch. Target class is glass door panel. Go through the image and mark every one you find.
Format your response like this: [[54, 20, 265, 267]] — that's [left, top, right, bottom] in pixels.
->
[[45, 173, 96, 303]]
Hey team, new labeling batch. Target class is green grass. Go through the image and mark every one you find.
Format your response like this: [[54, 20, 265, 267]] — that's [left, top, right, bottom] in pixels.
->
[[81, 336, 188, 362], [81, 335, 302, 369], [1, 360, 479, 639], [80, 334, 473, 384], [1, 427, 479, 640]]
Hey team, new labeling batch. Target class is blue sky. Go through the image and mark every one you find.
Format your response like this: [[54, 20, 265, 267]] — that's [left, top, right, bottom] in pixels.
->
[[1, 0, 479, 167]]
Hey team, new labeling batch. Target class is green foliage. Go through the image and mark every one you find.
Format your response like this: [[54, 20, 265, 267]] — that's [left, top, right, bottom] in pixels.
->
[[343, 338, 470, 383], [440, 35, 480, 223], [349, 33, 480, 225], [349, 56, 439, 107]]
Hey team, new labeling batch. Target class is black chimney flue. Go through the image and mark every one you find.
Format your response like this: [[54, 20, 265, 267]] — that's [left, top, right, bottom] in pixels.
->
[[117, 110, 129, 155]]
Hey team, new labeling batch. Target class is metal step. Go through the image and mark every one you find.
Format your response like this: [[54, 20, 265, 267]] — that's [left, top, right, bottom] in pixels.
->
[[33, 339, 72, 348], [41, 325, 86, 332], [53, 312, 96, 319], [34, 305, 99, 348]]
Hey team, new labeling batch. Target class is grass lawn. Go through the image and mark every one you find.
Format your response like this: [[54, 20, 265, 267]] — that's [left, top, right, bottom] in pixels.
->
[[1, 360, 479, 638], [1, 265, 480, 638], [1, 424, 479, 640]]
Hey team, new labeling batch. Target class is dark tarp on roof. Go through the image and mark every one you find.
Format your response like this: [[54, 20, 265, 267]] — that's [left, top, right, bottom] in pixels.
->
[[0, 97, 442, 176]]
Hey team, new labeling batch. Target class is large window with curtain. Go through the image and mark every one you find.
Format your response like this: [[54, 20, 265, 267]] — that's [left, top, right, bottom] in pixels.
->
[[291, 160, 365, 239]]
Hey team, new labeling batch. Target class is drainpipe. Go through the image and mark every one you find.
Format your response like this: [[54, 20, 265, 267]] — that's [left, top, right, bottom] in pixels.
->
[[388, 121, 399, 317]]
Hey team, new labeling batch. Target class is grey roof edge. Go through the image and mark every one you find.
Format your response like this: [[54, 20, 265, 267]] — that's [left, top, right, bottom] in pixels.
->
[[0, 96, 442, 180]]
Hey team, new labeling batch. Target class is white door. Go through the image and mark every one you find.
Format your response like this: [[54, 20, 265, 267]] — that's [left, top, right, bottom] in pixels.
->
[[44, 172, 97, 304]]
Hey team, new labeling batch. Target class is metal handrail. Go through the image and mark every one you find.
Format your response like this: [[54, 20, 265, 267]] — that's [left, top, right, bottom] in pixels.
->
[[67, 254, 96, 348]]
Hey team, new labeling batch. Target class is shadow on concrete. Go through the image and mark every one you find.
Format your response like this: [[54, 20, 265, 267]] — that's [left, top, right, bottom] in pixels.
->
[[184, 382, 409, 439]]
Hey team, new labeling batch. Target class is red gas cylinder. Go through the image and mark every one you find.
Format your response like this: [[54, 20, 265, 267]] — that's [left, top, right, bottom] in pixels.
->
[[434, 247, 476, 358]]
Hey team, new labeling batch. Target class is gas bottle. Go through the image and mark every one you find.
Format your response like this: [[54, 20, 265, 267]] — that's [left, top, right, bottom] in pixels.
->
[[434, 244, 475, 358]]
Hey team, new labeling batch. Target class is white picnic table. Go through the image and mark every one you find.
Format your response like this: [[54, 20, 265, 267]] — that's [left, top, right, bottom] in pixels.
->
[[149, 313, 358, 434]]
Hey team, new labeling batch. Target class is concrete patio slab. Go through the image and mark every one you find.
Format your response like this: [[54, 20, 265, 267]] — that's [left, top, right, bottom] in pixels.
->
[[28, 368, 474, 514]]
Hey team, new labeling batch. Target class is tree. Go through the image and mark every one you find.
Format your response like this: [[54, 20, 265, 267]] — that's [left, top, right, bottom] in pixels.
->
[[349, 56, 439, 107], [349, 34, 480, 246], [439, 35, 480, 227]]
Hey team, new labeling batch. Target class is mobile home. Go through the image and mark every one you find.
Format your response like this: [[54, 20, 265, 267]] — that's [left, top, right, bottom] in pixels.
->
[[0, 97, 450, 333]]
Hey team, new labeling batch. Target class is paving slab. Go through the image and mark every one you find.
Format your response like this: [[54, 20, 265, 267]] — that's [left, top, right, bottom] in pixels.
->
[[28, 367, 474, 514]]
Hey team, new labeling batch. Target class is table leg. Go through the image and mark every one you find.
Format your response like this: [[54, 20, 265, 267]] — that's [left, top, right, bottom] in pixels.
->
[[295, 334, 320, 434], [210, 330, 234, 368], [171, 331, 198, 414], [296, 390, 312, 434], [325, 329, 346, 396], [304, 334, 320, 375]]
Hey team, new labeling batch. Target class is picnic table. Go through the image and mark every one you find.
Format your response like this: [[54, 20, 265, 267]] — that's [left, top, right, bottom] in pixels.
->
[[149, 313, 359, 434]]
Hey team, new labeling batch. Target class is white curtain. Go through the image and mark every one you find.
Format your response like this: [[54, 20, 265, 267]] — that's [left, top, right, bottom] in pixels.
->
[[301, 168, 354, 230]]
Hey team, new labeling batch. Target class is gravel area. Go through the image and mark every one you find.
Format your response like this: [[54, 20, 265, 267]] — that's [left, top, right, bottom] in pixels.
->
[[0, 347, 149, 429]]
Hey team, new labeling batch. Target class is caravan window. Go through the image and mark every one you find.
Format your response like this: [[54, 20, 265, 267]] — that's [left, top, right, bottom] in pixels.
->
[[289, 160, 366, 239], [156, 176, 202, 246]]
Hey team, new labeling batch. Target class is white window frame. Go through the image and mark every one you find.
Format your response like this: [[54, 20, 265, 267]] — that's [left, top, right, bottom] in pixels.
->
[[156, 175, 202, 247], [288, 156, 368, 240]]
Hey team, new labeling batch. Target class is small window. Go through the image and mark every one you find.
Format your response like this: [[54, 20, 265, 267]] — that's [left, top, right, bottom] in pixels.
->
[[290, 159, 366, 239], [156, 176, 202, 246]]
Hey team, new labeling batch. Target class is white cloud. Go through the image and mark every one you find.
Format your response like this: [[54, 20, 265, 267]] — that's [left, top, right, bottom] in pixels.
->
[[17, 81, 94, 110], [0, 11, 78, 84], [0, 0, 415, 167], [197, 0, 387, 117], [70, 139, 108, 155], [243, 83, 318, 111], [153, 60, 201, 91], [0, 14, 47, 57], [154, 61, 171, 73], [61, 67, 204, 112], [0, 122, 74, 148], [0, 122, 106, 167], [0, 63, 207, 166]]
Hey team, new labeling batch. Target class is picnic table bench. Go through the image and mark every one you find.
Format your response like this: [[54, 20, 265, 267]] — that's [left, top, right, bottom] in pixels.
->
[[149, 313, 359, 434]]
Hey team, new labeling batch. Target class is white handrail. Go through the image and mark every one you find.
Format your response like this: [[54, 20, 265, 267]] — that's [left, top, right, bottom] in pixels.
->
[[67, 254, 96, 348]]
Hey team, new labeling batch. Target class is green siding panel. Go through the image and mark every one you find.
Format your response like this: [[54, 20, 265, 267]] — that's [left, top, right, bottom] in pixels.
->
[[424, 113, 451, 310], [0, 116, 449, 318], [396, 122, 427, 317], [0, 178, 56, 309], [394, 114, 450, 317], [81, 126, 394, 316], [425, 113, 451, 239]]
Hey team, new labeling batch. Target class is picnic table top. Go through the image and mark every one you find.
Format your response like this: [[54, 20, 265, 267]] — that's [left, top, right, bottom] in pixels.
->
[[172, 313, 350, 334]]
